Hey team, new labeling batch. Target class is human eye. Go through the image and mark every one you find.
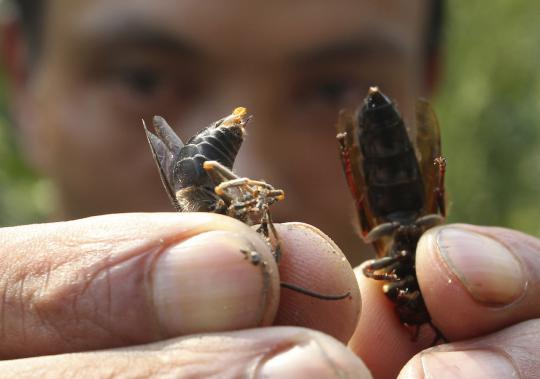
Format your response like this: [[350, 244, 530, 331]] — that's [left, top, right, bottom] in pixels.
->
[[310, 77, 366, 105], [100, 60, 200, 114], [113, 65, 165, 97], [292, 74, 368, 113]]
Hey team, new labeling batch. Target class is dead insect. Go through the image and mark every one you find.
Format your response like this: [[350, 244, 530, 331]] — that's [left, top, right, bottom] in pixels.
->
[[336, 87, 447, 341], [144, 107, 349, 301]]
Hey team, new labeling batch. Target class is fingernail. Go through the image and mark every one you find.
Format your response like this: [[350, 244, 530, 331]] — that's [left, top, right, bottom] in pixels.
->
[[152, 230, 277, 336], [420, 350, 518, 379], [435, 227, 526, 305], [258, 332, 369, 378], [284, 222, 343, 256]]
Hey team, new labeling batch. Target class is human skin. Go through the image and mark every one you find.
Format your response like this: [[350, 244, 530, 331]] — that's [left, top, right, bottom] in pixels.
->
[[0, 213, 368, 377], [0, 216, 539, 378], [351, 224, 540, 378], [4, 0, 430, 265]]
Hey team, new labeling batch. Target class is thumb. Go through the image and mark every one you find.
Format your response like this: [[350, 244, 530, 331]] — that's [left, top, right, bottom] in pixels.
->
[[0, 213, 280, 358], [416, 223, 538, 339]]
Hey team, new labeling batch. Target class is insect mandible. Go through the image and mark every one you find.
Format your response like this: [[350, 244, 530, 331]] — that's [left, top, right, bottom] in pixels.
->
[[336, 87, 447, 341], [144, 107, 349, 301]]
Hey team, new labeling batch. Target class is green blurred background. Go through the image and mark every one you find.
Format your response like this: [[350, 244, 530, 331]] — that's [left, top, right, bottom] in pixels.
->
[[0, 76, 55, 225], [437, 1, 540, 237], [0, 2, 539, 236]]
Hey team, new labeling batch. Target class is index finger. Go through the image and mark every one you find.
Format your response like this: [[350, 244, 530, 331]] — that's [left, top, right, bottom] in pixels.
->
[[349, 266, 429, 379], [274, 223, 361, 344]]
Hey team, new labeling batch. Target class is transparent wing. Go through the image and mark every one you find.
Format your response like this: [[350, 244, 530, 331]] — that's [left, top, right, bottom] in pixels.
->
[[336, 109, 387, 256], [415, 99, 445, 216], [142, 118, 183, 211]]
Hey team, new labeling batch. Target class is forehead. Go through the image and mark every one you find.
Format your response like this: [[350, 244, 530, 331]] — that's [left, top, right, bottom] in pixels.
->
[[45, 0, 428, 60]]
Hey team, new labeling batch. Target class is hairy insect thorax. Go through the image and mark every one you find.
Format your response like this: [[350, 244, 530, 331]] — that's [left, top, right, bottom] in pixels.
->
[[390, 225, 423, 256]]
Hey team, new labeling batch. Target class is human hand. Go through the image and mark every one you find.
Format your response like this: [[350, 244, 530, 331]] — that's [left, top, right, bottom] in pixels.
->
[[350, 224, 540, 378], [0, 213, 369, 377]]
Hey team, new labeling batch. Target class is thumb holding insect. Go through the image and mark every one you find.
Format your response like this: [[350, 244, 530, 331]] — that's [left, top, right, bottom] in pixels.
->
[[0, 212, 283, 357], [0, 213, 368, 377], [397, 224, 540, 378], [350, 224, 540, 379]]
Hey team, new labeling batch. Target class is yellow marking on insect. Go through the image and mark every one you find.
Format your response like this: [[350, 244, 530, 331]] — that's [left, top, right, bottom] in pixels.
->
[[233, 107, 247, 116], [222, 107, 249, 127], [215, 186, 224, 196], [277, 193, 285, 201], [203, 161, 213, 170], [232, 107, 248, 124]]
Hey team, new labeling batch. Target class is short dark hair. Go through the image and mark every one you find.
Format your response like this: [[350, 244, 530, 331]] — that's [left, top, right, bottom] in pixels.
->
[[13, 0, 445, 59]]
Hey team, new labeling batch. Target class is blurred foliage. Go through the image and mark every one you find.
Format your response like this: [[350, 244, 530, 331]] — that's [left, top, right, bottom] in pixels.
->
[[0, 1, 539, 236], [437, 1, 540, 237], [0, 100, 54, 226]]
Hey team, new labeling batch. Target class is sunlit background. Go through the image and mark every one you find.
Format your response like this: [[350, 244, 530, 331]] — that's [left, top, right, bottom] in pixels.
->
[[0, 2, 539, 237]]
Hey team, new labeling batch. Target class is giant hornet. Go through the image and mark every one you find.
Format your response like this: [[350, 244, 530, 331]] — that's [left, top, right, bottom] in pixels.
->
[[336, 87, 447, 340], [143, 107, 349, 301]]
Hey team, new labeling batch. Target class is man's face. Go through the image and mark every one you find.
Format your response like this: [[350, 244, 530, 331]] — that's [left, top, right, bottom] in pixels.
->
[[13, 0, 429, 261]]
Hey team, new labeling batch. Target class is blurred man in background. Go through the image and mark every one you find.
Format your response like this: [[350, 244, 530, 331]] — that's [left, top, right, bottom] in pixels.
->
[[2, 0, 442, 264], [1, 1, 538, 378]]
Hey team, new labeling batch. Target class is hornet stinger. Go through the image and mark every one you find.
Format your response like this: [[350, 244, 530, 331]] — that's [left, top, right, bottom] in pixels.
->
[[336, 87, 447, 342], [144, 107, 350, 301]]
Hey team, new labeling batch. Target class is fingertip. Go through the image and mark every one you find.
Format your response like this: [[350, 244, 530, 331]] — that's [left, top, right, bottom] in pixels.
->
[[350, 267, 424, 379], [399, 347, 520, 379], [152, 229, 280, 337], [397, 355, 423, 379], [98, 213, 282, 336], [417, 224, 527, 306], [1, 327, 372, 378], [401, 319, 540, 379], [416, 224, 537, 340], [273, 223, 360, 344], [257, 328, 372, 379], [0, 212, 282, 357]]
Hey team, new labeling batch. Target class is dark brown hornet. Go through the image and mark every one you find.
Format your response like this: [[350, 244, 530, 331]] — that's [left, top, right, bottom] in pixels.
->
[[143, 107, 349, 301], [336, 87, 447, 341]]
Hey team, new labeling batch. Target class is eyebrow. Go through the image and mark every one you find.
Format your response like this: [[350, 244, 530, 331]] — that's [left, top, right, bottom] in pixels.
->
[[78, 18, 203, 59], [293, 36, 408, 65]]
